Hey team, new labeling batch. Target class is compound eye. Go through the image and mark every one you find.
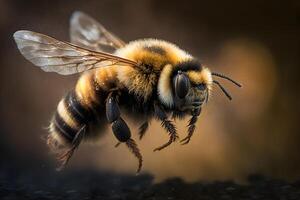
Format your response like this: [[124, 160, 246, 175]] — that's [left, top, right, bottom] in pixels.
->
[[174, 71, 190, 98]]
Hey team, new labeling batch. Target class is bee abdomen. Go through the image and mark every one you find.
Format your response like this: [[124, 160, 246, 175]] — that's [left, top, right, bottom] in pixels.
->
[[48, 90, 93, 147], [48, 68, 117, 148]]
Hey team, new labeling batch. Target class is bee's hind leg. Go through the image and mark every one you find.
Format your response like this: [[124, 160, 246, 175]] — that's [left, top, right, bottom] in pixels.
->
[[106, 92, 143, 173], [153, 103, 178, 152], [56, 125, 86, 171]]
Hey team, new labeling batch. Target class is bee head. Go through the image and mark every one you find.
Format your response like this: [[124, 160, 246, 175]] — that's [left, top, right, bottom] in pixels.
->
[[172, 71, 207, 112], [158, 60, 212, 113], [171, 61, 213, 113], [158, 59, 242, 113]]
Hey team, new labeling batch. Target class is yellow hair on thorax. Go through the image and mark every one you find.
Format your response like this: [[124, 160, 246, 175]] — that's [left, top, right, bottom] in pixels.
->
[[116, 39, 192, 70], [115, 39, 193, 102], [117, 65, 157, 101]]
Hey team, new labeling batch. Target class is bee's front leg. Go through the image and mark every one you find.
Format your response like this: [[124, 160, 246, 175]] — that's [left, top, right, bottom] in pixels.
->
[[180, 107, 201, 145], [153, 103, 178, 151], [106, 92, 143, 173]]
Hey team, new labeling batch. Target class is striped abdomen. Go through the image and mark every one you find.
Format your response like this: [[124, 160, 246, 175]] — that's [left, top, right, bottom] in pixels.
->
[[48, 67, 118, 148]]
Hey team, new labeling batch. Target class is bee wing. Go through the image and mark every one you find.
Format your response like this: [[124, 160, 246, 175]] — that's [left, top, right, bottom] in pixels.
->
[[13, 30, 138, 75], [70, 11, 126, 53]]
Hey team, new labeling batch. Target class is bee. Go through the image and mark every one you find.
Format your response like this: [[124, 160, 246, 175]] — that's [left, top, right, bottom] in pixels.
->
[[13, 11, 241, 173]]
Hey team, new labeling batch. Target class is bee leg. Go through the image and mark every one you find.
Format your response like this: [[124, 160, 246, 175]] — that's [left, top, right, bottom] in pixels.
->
[[138, 121, 149, 140], [56, 125, 86, 171], [153, 103, 178, 152], [112, 117, 143, 174], [125, 138, 143, 174], [106, 93, 143, 173], [180, 108, 201, 145]]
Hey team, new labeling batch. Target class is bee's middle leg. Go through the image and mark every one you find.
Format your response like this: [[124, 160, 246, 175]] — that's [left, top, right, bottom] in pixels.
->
[[153, 103, 178, 152], [106, 92, 143, 173]]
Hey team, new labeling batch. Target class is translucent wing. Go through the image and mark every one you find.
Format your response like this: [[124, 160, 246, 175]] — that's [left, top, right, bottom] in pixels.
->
[[70, 11, 126, 53], [13, 30, 138, 75]]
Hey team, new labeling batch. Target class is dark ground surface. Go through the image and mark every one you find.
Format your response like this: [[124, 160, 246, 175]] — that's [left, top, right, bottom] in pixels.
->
[[1, 165, 300, 200]]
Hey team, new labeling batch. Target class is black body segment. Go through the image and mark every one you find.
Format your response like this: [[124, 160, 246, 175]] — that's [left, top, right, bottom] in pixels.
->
[[66, 90, 92, 123], [53, 112, 77, 141]]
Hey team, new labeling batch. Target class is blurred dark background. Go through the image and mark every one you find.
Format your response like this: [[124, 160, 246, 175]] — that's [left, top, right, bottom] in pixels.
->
[[0, 0, 299, 198]]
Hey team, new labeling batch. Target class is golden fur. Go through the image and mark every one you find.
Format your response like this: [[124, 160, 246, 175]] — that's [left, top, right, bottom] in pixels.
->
[[117, 65, 158, 101], [75, 72, 98, 108]]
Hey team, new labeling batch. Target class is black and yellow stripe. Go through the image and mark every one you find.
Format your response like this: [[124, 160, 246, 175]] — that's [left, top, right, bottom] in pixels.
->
[[48, 67, 119, 147], [49, 90, 91, 146]]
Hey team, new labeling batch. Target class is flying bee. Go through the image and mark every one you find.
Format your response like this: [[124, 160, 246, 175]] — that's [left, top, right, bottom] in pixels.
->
[[13, 11, 241, 173]]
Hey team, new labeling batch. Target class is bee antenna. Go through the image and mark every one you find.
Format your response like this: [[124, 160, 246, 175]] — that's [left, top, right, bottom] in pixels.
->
[[211, 72, 242, 88], [213, 80, 232, 100]]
